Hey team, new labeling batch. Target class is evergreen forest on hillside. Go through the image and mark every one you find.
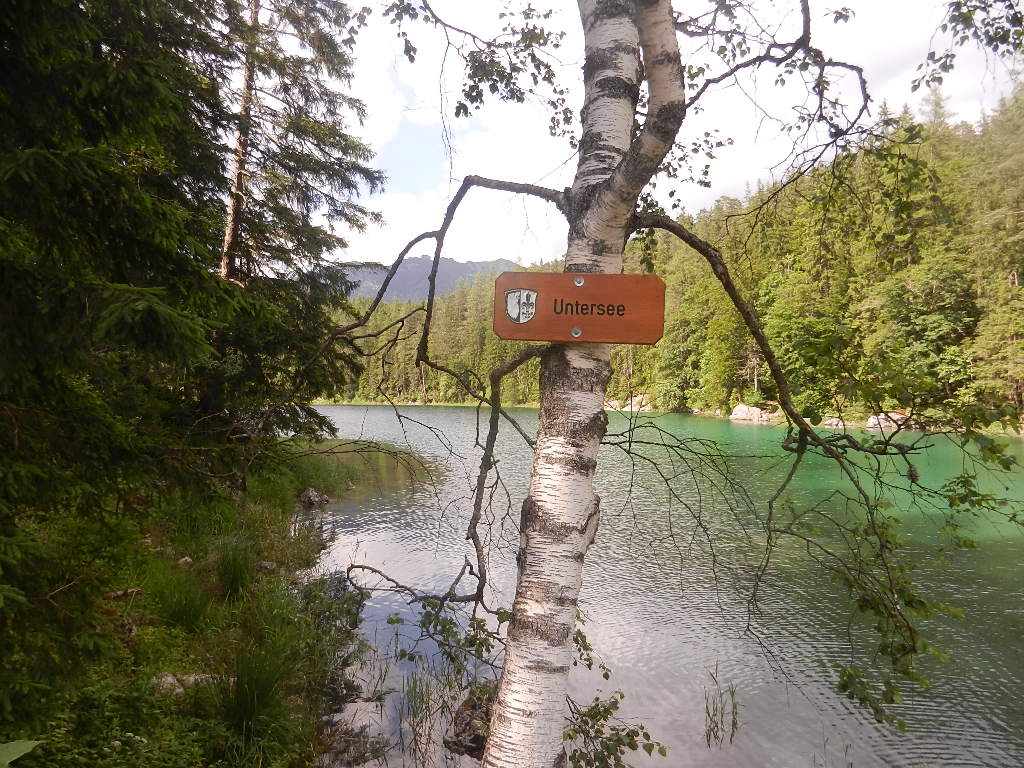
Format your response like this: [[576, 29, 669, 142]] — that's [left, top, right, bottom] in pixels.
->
[[349, 90, 1024, 424]]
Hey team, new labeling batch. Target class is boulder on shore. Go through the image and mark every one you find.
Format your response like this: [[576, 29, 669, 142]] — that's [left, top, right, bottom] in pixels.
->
[[823, 417, 846, 429], [151, 673, 220, 695], [729, 403, 774, 423], [865, 412, 910, 431], [605, 394, 652, 412], [626, 393, 652, 412]]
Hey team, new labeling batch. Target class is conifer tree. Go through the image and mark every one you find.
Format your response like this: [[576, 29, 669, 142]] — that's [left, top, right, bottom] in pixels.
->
[[0, 0, 235, 719], [0, 0, 381, 720], [209, 0, 384, 438]]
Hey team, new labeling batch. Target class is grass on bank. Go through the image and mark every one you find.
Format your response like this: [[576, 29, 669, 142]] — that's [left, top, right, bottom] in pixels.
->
[[2, 447, 368, 768]]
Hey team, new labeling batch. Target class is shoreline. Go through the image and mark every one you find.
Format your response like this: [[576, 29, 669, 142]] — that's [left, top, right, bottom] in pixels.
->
[[4, 449, 372, 768], [314, 401, 1024, 439]]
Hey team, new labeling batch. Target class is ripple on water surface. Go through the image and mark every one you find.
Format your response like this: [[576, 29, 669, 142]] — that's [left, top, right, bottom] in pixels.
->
[[316, 405, 1024, 767]]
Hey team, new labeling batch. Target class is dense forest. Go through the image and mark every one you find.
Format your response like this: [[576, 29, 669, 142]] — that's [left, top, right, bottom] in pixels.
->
[[348, 88, 1024, 424], [1, 1, 379, 764]]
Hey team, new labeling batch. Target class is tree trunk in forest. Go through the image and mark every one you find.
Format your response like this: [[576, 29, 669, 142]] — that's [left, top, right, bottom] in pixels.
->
[[220, 0, 260, 281], [482, 2, 685, 765]]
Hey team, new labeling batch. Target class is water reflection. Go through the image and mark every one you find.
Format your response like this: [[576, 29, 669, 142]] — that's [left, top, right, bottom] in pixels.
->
[[317, 405, 1024, 767]]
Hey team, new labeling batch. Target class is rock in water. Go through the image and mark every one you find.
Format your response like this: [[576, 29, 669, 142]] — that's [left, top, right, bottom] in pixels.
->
[[443, 682, 496, 759], [317, 722, 386, 767], [299, 487, 330, 508]]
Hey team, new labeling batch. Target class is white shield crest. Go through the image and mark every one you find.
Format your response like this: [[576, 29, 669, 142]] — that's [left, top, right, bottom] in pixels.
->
[[505, 289, 538, 324]]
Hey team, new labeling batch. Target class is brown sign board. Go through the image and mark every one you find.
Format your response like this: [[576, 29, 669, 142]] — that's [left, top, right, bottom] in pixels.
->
[[493, 272, 665, 344]]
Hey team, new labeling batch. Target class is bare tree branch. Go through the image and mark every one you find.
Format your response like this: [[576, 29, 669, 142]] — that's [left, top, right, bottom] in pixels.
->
[[466, 344, 550, 601]]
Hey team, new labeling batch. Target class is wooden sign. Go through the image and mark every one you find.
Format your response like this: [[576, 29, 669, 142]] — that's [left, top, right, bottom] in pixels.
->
[[493, 272, 665, 344]]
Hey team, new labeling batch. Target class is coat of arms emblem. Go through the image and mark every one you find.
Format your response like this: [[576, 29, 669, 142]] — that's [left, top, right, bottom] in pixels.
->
[[504, 289, 538, 324]]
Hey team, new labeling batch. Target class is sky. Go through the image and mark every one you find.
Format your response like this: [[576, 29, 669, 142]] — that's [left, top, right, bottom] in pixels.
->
[[339, 1, 1018, 266]]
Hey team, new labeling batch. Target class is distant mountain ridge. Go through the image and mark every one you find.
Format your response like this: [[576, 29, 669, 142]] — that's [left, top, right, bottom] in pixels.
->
[[348, 255, 518, 302]]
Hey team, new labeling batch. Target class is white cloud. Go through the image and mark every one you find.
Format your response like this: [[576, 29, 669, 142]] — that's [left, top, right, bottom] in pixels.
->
[[342, 1, 1018, 266]]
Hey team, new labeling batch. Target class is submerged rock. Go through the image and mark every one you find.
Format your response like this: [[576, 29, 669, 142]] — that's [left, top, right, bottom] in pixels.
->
[[299, 487, 330, 508], [444, 681, 496, 759], [318, 722, 386, 767], [324, 676, 362, 707]]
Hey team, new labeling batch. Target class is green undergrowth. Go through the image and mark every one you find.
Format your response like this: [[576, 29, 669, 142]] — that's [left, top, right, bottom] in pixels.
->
[[1, 448, 368, 768]]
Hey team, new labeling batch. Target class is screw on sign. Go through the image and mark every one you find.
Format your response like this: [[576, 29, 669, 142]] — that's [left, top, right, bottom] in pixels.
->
[[492, 272, 665, 344]]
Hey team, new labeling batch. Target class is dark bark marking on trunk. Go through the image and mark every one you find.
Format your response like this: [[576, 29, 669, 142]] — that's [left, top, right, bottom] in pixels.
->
[[508, 614, 573, 645], [576, 131, 627, 178], [516, 495, 540, 585], [517, 578, 579, 609], [517, 495, 533, 580], [619, 144, 661, 189], [650, 100, 687, 140], [583, 498, 600, 548], [544, 454, 598, 476], [523, 661, 571, 675], [564, 257, 618, 272], [538, 348, 613, 407], [490, 711, 513, 729], [530, 516, 586, 540], [566, 202, 613, 246], [650, 49, 682, 67], [527, 497, 601, 541], [537, 411, 609, 444], [578, 130, 627, 160], [587, 0, 633, 26], [583, 43, 637, 82], [593, 75, 641, 104], [578, 129, 607, 154], [564, 184, 602, 225], [573, 410, 610, 444]]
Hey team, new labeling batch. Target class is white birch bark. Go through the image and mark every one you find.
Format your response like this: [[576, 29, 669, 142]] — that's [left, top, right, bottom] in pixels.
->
[[482, 2, 685, 766]]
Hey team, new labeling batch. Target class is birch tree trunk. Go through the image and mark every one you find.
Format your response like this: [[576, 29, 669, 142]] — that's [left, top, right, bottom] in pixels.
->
[[220, 0, 260, 281], [482, 2, 685, 765]]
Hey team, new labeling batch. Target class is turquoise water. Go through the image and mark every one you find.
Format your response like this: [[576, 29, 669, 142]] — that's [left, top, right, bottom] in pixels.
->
[[317, 405, 1024, 767]]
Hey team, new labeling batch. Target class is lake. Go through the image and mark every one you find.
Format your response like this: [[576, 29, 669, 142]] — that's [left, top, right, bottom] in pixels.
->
[[315, 405, 1024, 767]]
